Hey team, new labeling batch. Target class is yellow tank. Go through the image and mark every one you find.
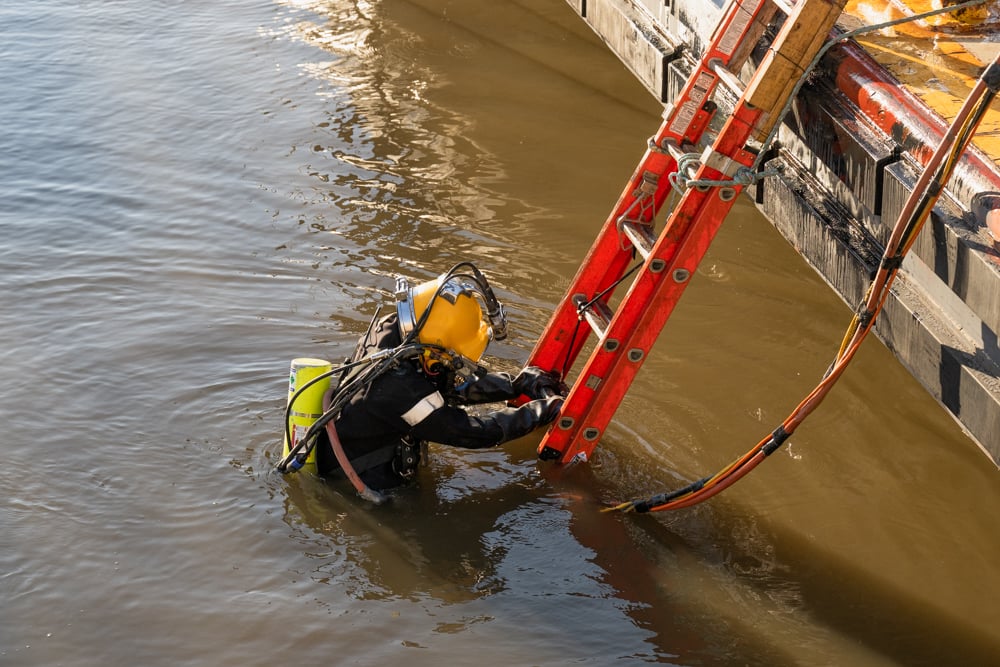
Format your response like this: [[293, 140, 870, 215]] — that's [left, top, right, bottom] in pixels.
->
[[282, 357, 332, 473]]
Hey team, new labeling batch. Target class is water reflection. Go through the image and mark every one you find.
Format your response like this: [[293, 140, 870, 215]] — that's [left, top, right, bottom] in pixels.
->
[[276, 450, 549, 603], [257, 0, 1000, 664], [271, 420, 937, 666], [274, 0, 519, 276], [272, 441, 785, 663]]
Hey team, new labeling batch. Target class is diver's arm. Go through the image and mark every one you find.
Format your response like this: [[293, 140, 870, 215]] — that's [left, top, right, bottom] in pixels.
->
[[409, 396, 563, 449], [452, 366, 566, 405], [451, 371, 517, 404]]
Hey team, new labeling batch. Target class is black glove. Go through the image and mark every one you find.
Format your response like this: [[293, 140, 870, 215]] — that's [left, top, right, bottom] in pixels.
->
[[529, 395, 564, 424], [452, 371, 517, 403], [512, 366, 568, 400], [493, 395, 564, 443]]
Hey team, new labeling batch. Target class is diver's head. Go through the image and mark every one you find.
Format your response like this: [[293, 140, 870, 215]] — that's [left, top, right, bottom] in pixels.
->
[[395, 264, 507, 371]]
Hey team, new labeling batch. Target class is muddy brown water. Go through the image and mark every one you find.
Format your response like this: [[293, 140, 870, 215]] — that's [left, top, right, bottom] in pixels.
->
[[2, 1, 998, 665]]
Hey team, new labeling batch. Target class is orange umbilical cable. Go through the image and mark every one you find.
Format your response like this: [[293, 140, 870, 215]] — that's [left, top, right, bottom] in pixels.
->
[[610, 54, 1000, 514]]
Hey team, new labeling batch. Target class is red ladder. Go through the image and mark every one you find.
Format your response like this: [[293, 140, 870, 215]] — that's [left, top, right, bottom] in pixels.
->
[[529, 0, 847, 463]]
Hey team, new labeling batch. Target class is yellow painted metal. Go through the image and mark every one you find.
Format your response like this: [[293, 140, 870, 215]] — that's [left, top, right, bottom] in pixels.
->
[[283, 357, 333, 473], [844, 0, 1000, 164]]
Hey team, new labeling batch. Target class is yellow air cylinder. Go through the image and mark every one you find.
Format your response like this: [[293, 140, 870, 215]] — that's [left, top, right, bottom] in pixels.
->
[[283, 357, 333, 473]]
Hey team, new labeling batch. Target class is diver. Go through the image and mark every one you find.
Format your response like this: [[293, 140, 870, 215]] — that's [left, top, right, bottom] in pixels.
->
[[278, 262, 566, 500]]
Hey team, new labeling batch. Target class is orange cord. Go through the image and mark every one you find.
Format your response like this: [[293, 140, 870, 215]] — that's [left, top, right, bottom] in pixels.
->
[[629, 55, 1000, 513]]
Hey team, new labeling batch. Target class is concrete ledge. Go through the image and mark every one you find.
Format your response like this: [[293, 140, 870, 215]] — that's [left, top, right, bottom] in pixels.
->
[[767, 91, 1000, 462], [755, 158, 879, 308], [758, 156, 1000, 463], [792, 86, 899, 232], [583, 0, 680, 101], [564, 0, 585, 17], [881, 262, 1000, 464], [883, 162, 1000, 347]]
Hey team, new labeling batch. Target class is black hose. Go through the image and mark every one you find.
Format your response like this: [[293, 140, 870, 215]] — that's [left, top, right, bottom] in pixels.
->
[[277, 343, 440, 473]]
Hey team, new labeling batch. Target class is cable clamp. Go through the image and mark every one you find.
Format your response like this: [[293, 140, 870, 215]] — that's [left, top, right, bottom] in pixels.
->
[[856, 304, 875, 329], [763, 425, 789, 456], [638, 477, 708, 512], [881, 255, 903, 272]]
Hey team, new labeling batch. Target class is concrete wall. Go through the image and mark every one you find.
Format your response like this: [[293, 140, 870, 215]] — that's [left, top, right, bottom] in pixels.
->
[[564, 0, 1000, 463]]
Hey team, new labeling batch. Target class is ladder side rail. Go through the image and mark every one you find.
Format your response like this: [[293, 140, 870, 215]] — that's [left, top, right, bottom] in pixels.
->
[[659, 0, 770, 144], [527, 0, 775, 376], [537, 0, 848, 462], [541, 107, 762, 462], [527, 146, 676, 376]]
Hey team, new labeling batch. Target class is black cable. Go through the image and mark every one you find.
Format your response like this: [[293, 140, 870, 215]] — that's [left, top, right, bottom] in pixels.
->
[[282, 261, 503, 473], [279, 343, 445, 472], [580, 261, 642, 313], [282, 362, 361, 464], [558, 261, 644, 376]]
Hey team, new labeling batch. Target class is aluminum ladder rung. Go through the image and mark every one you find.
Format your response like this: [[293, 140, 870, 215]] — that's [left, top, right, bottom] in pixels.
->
[[573, 294, 614, 340], [655, 136, 698, 163], [709, 59, 745, 96], [619, 220, 657, 260]]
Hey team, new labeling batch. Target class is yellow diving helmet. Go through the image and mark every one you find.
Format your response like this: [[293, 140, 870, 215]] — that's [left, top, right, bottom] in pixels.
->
[[396, 265, 507, 365]]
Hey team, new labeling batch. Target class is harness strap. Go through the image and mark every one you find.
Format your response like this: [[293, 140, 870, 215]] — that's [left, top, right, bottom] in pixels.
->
[[324, 443, 398, 479]]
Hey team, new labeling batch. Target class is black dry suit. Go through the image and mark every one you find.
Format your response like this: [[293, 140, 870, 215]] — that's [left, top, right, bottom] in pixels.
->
[[316, 313, 563, 490]]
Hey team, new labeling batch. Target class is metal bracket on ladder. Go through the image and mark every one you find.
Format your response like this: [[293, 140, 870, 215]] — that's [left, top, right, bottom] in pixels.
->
[[529, 0, 848, 464]]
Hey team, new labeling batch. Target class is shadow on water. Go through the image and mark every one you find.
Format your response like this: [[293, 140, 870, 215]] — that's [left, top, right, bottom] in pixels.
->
[[768, 525, 1000, 666], [264, 436, 796, 664], [270, 444, 841, 664], [541, 457, 1000, 667], [275, 455, 550, 604], [250, 348, 999, 666]]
